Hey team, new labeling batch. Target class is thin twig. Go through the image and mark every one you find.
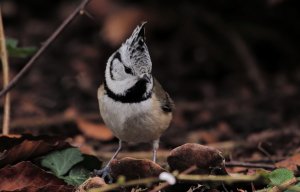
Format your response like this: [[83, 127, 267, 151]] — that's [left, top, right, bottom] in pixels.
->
[[149, 165, 197, 192], [181, 165, 198, 174], [267, 177, 298, 192], [87, 165, 259, 192], [150, 168, 260, 192], [198, 8, 266, 94], [256, 177, 300, 192], [80, 9, 98, 24], [177, 174, 260, 183], [225, 161, 276, 170], [0, 0, 91, 98], [149, 182, 169, 192], [0, 7, 10, 134], [258, 142, 275, 164], [87, 177, 160, 192]]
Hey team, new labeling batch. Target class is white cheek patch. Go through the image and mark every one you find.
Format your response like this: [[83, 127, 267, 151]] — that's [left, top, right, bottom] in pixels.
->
[[112, 60, 124, 80]]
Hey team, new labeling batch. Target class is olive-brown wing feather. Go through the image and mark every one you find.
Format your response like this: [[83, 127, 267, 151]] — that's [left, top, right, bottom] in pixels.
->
[[153, 78, 174, 113]]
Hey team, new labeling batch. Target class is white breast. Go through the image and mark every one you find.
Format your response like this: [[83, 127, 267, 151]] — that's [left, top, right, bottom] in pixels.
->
[[98, 85, 172, 143], [100, 95, 152, 129]]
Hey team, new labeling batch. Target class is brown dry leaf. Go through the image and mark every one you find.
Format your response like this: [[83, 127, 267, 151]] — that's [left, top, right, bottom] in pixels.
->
[[276, 153, 300, 173], [101, 7, 147, 46], [76, 118, 114, 141], [0, 161, 74, 192], [167, 143, 226, 175], [0, 135, 69, 168], [187, 122, 234, 144], [68, 135, 96, 155], [77, 177, 107, 192], [110, 157, 165, 180]]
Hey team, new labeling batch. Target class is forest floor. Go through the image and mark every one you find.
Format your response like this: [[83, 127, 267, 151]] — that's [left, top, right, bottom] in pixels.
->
[[0, 0, 300, 191]]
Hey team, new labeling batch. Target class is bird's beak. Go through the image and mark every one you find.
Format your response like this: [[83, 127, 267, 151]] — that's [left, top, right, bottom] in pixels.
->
[[140, 73, 151, 83]]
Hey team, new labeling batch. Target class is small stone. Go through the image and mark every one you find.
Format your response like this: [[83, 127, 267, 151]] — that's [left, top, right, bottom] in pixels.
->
[[110, 157, 166, 180], [167, 143, 226, 175], [159, 172, 176, 185]]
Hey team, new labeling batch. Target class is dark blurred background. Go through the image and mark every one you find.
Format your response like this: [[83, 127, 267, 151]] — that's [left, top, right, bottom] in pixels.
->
[[1, 0, 300, 158]]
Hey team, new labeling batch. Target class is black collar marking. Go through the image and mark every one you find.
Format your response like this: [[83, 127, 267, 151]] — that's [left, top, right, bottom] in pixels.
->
[[104, 78, 152, 103]]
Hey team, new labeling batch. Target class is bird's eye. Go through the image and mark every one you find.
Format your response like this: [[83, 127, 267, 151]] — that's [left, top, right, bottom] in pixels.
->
[[124, 66, 133, 74]]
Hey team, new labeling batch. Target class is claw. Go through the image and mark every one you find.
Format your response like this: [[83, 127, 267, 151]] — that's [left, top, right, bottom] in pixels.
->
[[93, 166, 114, 183]]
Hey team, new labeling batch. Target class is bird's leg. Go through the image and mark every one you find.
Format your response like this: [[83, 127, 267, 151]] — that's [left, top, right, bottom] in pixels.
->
[[152, 139, 159, 163], [94, 139, 122, 182], [107, 139, 123, 165]]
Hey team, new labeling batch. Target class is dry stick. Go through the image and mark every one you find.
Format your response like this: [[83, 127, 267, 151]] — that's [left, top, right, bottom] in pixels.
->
[[0, 0, 91, 98], [87, 167, 260, 192], [229, 32, 266, 93], [177, 174, 260, 183], [225, 161, 276, 170], [0, 7, 10, 134], [199, 9, 266, 94], [150, 168, 260, 192], [267, 177, 298, 192], [80, 9, 97, 23], [255, 177, 300, 192], [87, 166, 197, 192], [87, 177, 160, 192], [258, 142, 276, 164], [149, 165, 198, 192]]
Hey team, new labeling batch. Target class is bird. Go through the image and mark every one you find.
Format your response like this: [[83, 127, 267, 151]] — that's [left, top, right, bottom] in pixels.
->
[[96, 22, 174, 180]]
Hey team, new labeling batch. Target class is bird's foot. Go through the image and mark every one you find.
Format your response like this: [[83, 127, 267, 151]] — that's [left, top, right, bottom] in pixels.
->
[[93, 166, 113, 183]]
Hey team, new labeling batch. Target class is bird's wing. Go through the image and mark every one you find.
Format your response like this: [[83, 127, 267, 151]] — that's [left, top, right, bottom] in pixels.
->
[[153, 78, 175, 113]]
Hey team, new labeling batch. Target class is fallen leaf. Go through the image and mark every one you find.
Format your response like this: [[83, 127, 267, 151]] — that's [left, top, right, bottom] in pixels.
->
[[77, 177, 107, 192], [187, 122, 234, 144], [69, 135, 97, 155], [63, 167, 90, 186], [167, 143, 226, 175], [276, 153, 300, 173], [0, 135, 69, 168], [110, 157, 165, 180], [41, 148, 84, 176], [76, 118, 114, 141], [264, 168, 294, 186], [0, 161, 73, 192], [41, 148, 102, 186]]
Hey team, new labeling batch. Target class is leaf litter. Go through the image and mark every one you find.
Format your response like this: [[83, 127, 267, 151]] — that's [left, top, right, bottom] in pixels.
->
[[2, 0, 300, 191]]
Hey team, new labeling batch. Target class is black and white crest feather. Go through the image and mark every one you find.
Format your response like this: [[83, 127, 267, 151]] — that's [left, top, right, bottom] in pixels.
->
[[104, 22, 153, 103], [120, 22, 152, 74]]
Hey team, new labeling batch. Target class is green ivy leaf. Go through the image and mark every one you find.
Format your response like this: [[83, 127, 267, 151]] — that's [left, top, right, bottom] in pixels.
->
[[266, 168, 294, 186], [6, 37, 36, 58], [63, 167, 90, 186], [41, 148, 84, 177]]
